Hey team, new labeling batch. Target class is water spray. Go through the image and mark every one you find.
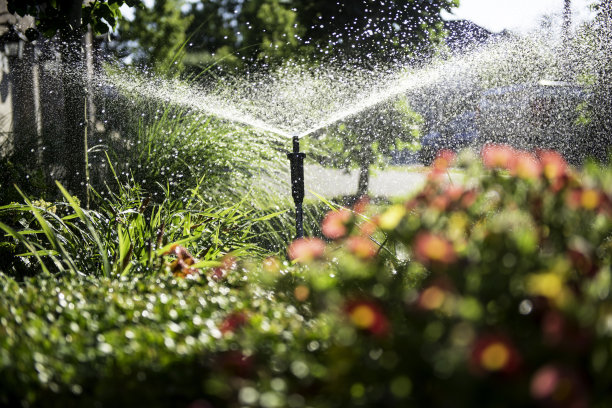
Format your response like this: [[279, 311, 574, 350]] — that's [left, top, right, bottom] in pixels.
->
[[287, 135, 306, 239]]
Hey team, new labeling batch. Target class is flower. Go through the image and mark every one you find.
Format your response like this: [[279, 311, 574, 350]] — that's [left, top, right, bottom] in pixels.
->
[[346, 299, 389, 337], [294, 285, 310, 302], [321, 209, 351, 239], [470, 334, 521, 374], [481, 144, 516, 170], [346, 236, 377, 260], [288, 238, 326, 263], [377, 204, 406, 230], [538, 150, 568, 189], [530, 364, 588, 408], [164, 244, 199, 277], [433, 149, 456, 171], [219, 311, 248, 334], [414, 232, 457, 265], [512, 151, 541, 180], [210, 255, 236, 280], [353, 195, 370, 214], [417, 285, 448, 310], [566, 188, 604, 211]]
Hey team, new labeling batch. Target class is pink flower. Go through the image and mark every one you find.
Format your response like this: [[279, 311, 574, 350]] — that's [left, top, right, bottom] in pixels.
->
[[512, 151, 542, 180], [321, 209, 351, 240], [481, 144, 516, 170], [530, 364, 588, 408], [346, 236, 377, 260], [288, 238, 326, 263]]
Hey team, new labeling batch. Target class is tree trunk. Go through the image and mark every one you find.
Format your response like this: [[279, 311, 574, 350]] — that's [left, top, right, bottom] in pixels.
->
[[59, 0, 87, 202], [357, 164, 369, 197]]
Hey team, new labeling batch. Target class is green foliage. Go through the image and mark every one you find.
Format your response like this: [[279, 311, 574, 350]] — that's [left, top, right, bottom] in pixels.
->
[[7, 0, 142, 37], [0, 180, 272, 278], [4, 147, 612, 407], [117, 0, 194, 73]]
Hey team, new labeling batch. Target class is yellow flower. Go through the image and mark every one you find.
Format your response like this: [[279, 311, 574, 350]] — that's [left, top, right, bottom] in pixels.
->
[[378, 205, 406, 230]]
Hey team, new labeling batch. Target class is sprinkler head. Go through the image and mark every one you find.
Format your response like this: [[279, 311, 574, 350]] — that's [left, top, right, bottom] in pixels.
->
[[287, 135, 306, 239]]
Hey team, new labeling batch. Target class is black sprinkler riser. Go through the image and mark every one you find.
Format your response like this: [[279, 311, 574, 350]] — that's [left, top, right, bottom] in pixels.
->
[[287, 135, 306, 240]]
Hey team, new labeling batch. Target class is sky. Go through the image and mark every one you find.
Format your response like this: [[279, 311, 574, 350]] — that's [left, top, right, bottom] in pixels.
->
[[441, 0, 596, 33]]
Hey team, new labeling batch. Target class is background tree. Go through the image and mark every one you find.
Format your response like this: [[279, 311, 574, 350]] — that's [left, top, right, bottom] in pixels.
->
[[117, 0, 193, 74], [314, 97, 423, 197], [7, 0, 141, 202]]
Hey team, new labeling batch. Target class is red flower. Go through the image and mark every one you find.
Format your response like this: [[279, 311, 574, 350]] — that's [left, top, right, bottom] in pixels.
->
[[346, 236, 377, 260], [530, 364, 588, 408], [512, 151, 542, 180], [288, 238, 326, 263], [470, 334, 521, 375], [321, 209, 351, 240], [219, 311, 248, 334], [414, 232, 457, 266], [481, 144, 516, 170], [345, 299, 389, 337], [218, 350, 254, 377]]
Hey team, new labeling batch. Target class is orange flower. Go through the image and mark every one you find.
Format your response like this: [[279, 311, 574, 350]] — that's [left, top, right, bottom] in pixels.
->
[[433, 149, 456, 171], [538, 150, 568, 186], [345, 299, 389, 337], [321, 209, 351, 240], [512, 151, 541, 180], [164, 244, 199, 277], [470, 334, 521, 374], [294, 285, 310, 302], [288, 238, 326, 263], [417, 285, 449, 311], [566, 188, 603, 211], [481, 144, 516, 170], [346, 236, 377, 260], [414, 232, 457, 265]]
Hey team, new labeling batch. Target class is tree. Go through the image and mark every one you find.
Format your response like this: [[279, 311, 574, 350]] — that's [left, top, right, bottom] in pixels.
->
[[315, 97, 423, 197], [297, 0, 458, 195], [117, 0, 193, 74], [7, 0, 140, 202]]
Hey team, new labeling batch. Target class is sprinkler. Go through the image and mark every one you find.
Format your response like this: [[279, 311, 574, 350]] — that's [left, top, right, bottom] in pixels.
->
[[287, 135, 306, 239]]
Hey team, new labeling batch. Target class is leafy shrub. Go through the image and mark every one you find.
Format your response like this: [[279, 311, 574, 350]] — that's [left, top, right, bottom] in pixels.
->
[[3, 146, 612, 407]]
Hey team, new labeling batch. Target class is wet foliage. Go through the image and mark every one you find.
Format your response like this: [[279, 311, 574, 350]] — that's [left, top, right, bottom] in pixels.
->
[[3, 148, 612, 407]]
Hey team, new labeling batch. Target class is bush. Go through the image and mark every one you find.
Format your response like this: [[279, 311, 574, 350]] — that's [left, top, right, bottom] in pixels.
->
[[2, 146, 612, 407]]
